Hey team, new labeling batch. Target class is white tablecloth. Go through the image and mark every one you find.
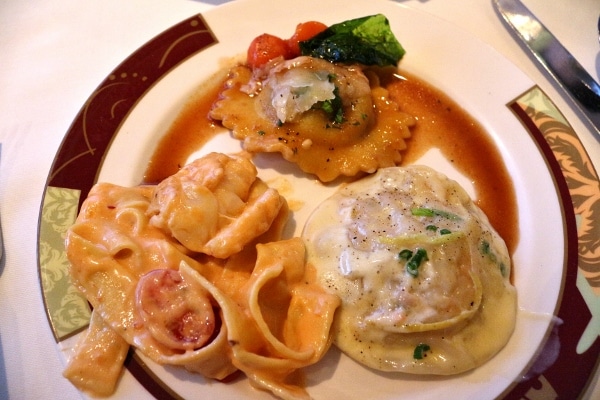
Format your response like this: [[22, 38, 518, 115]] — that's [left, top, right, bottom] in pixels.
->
[[1, 0, 598, 398]]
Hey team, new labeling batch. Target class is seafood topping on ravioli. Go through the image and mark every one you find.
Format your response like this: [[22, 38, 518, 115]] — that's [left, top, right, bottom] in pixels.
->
[[210, 15, 416, 182], [302, 165, 517, 374]]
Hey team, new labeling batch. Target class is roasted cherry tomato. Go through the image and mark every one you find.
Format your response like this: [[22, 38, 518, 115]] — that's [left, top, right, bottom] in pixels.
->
[[247, 33, 290, 69], [287, 21, 328, 57], [136, 269, 215, 350]]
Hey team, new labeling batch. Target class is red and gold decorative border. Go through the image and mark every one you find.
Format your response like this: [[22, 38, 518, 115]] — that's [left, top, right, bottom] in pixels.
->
[[37, 14, 217, 399], [505, 86, 600, 399]]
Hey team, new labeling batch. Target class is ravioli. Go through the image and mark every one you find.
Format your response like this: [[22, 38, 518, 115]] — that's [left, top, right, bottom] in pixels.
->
[[209, 56, 415, 182], [302, 165, 517, 374]]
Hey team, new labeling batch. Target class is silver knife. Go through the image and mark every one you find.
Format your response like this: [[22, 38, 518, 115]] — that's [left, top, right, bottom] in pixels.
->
[[493, 0, 600, 141]]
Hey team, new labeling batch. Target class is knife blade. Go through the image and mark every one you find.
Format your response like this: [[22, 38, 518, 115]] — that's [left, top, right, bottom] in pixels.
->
[[493, 0, 600, 141]]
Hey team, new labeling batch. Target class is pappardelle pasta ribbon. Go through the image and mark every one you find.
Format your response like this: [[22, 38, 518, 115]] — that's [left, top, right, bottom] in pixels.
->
[[63, 153, 340, 400]]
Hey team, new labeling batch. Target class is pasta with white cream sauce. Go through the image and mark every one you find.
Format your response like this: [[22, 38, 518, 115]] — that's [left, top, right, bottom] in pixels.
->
[[302, 165, 517, 374]]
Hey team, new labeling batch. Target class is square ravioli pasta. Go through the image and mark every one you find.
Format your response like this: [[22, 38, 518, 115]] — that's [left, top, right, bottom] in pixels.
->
[[210, 56, 415, 182]]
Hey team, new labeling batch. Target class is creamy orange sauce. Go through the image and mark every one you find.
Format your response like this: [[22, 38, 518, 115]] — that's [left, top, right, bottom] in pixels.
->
[[144, 68, 518, 254], [68, 156, 340, 399]]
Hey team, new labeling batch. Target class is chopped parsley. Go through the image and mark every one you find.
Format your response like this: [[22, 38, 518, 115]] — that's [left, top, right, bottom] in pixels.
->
[[411, 207, 461, 220], [413, 343, 431, 359], [398, 249, 413, 260], [480, 239, 508, 277], [425, 225, 452, 236], [398, 248, 428, 277], [312, 85, 344, 123]]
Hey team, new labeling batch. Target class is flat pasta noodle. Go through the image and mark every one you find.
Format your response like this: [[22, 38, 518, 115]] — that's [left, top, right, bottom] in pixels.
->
[[181, 239, 339, 400], [230, 239, 339, 394], [66, 183, 236, 375], [62, 309, 129, 397]]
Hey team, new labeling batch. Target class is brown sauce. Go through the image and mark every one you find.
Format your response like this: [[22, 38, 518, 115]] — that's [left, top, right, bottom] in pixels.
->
[[143, 72, 227, 184], [388, 70, 518, 254], [144, 68, 519, 255]]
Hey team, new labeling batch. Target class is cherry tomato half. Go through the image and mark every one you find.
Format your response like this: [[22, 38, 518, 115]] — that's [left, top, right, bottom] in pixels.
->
[[247, 33, 290, 69], [287, 21, 328, 58]]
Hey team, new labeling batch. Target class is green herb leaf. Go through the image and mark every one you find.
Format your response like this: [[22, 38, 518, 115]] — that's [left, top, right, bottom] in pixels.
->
[[411, 207, 461, 220], [480, 240, 508, 277], [406, 248, 428, 277], [413, 343, 431, 359], [321, 100, 334, 114], [411, 207, 435, 217], [398, 249, 413, 260], [500, 262, 508, 277], [299, 14, 405, 67], [312, 86, 344, 123]]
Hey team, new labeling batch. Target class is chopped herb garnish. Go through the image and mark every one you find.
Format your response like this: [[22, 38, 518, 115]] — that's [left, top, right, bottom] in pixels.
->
[[439, 228, 452, 235], [313, 86, 344, 123], [500, 262, 507, 277], [480, 240, 497, 263], [321, 100, 334, 114], [480, 240, 490, 254], [411, 207, 461, 220], [412, 208, 435, 217], [480, 240, 508, 277], [411, 207, 435, 217], [413, 343, 431, 359], [405, 248, 428, 277], [426, 225, 438, 232], [333, 108, 344, 124], [398, 249, 413, 260]]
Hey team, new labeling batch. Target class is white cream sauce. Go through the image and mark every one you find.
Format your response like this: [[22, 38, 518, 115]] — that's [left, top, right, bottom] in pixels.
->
[[302, 165, 517, 374]]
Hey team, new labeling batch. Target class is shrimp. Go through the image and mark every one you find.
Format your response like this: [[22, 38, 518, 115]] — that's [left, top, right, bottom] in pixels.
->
[[147, 152, 286, 258]]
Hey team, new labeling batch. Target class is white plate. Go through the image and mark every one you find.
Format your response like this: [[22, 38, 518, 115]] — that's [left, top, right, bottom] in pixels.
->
[[39, 0, 600, 398]]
